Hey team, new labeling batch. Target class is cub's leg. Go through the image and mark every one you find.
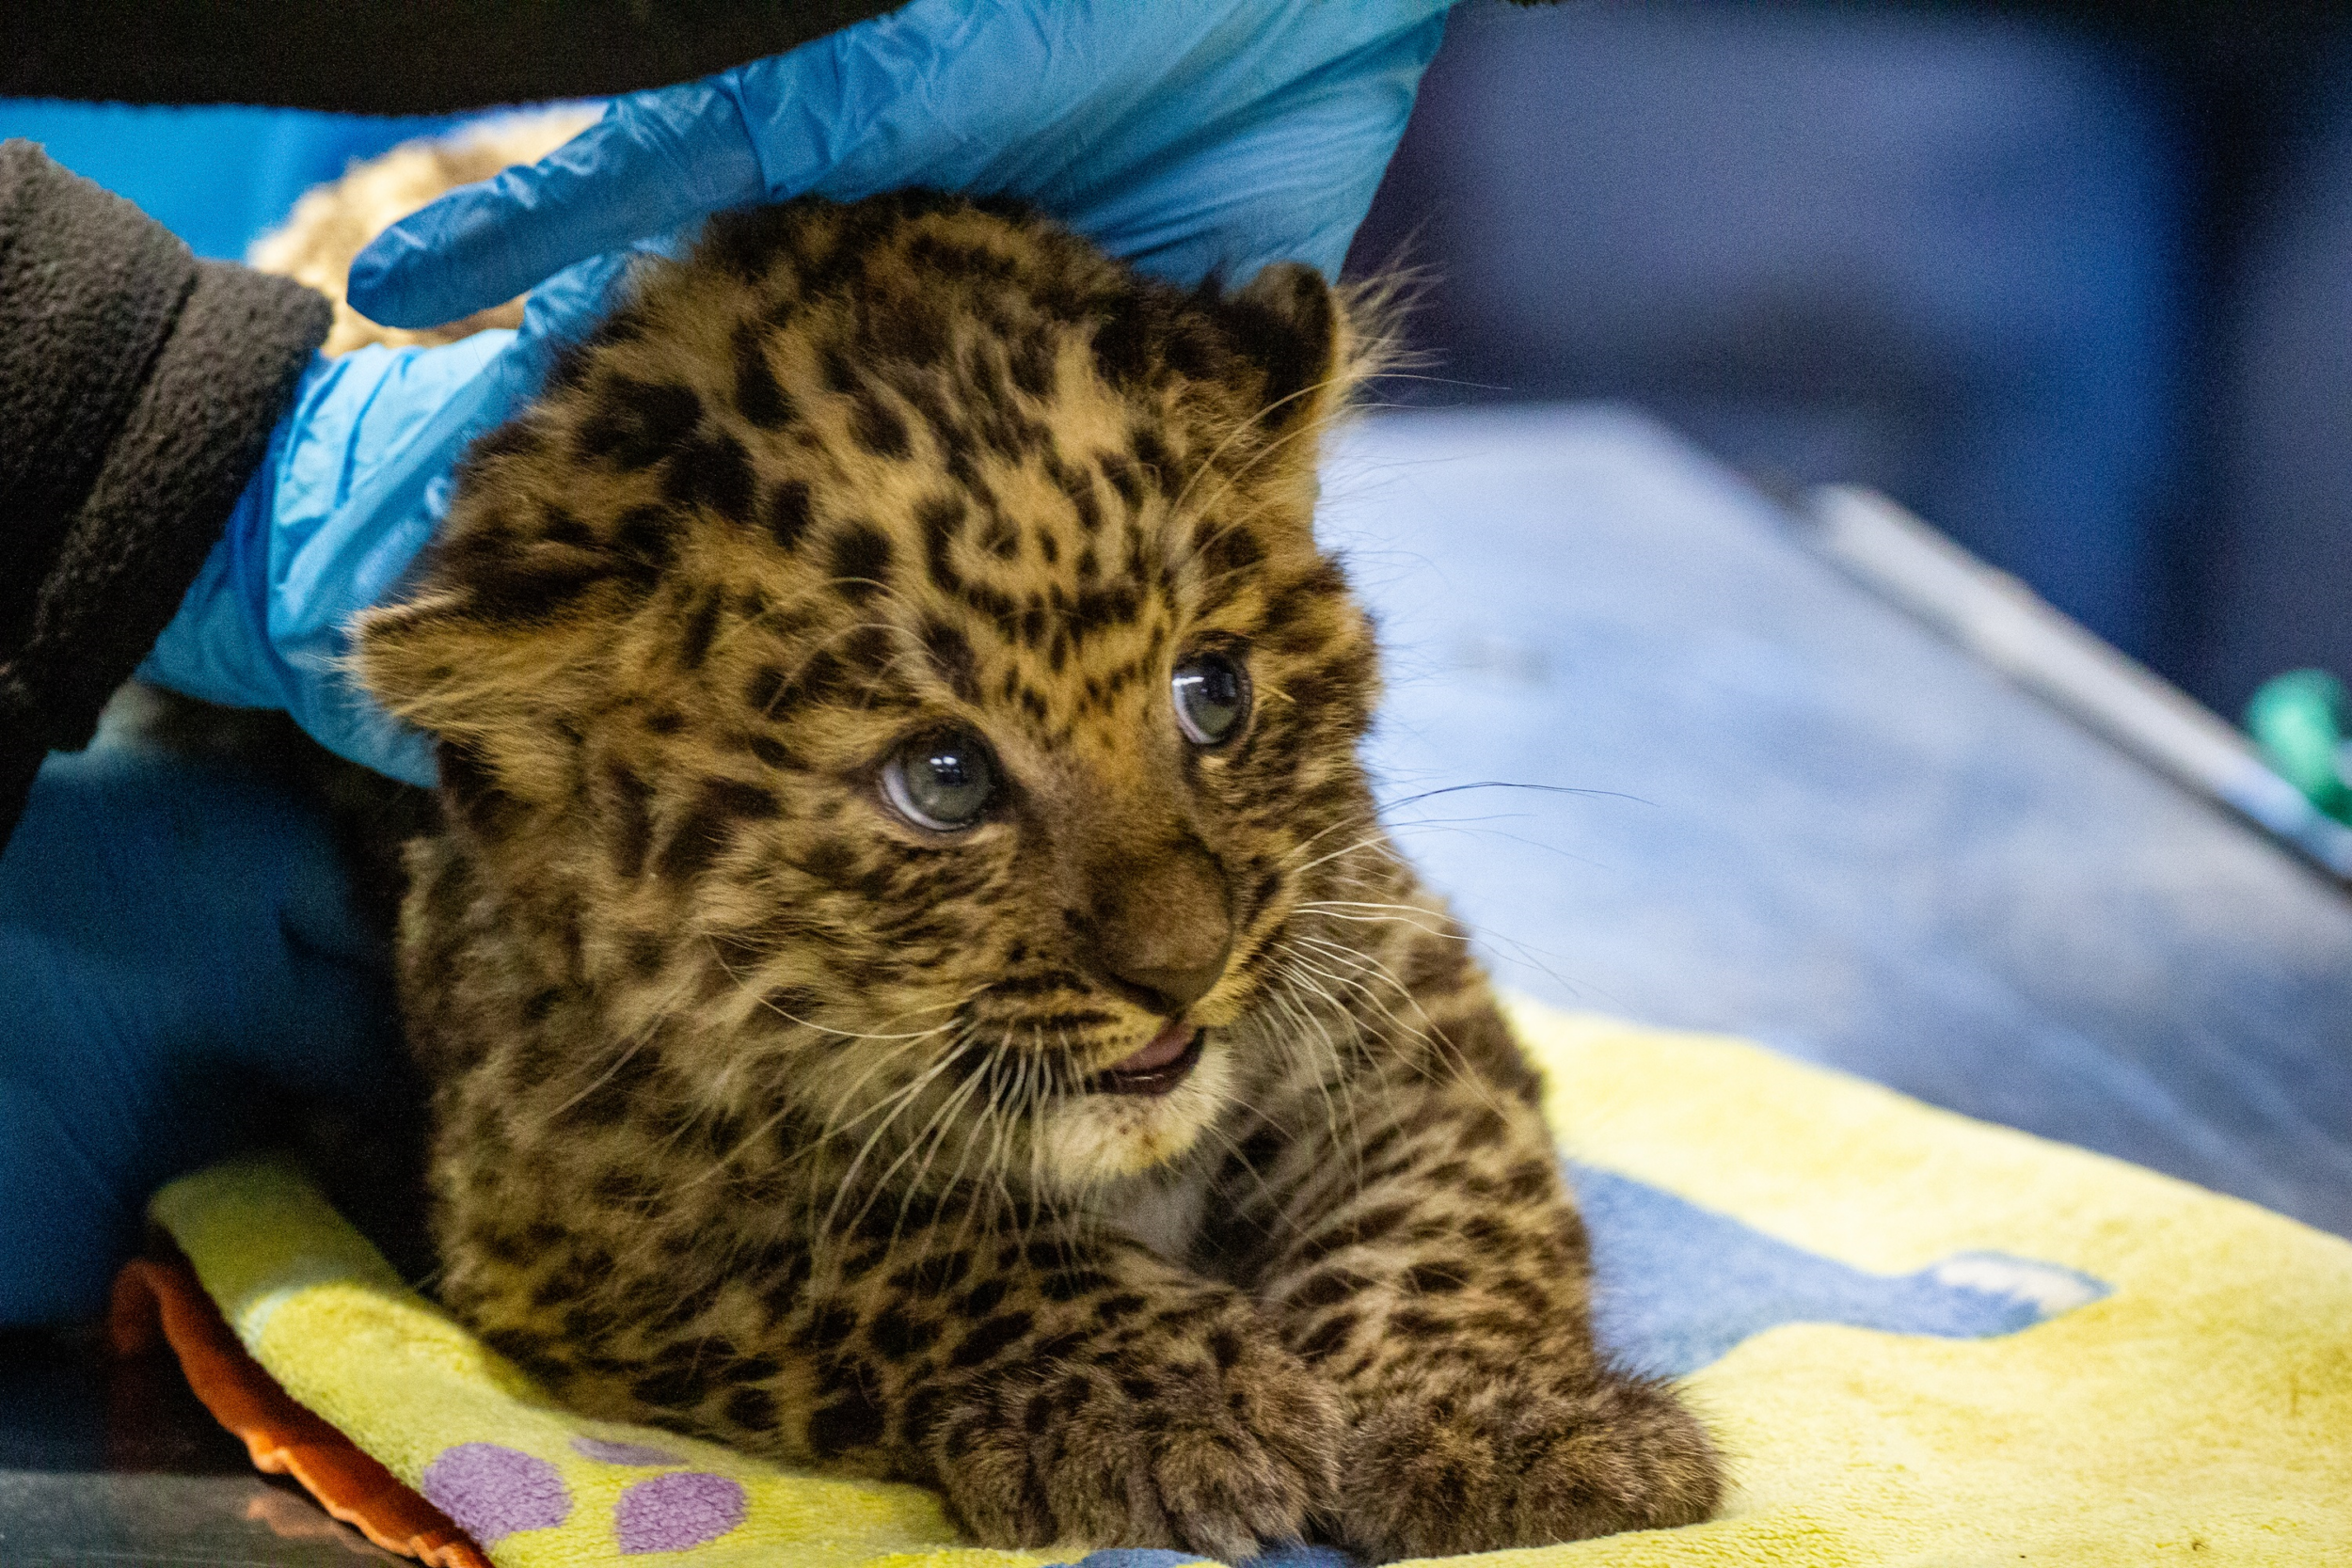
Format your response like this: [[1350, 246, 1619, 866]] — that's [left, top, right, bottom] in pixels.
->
[[467, 1206, 1340, 1561], [863, 1233, 1339, 1558], [1217, 907, 1723, 1559]]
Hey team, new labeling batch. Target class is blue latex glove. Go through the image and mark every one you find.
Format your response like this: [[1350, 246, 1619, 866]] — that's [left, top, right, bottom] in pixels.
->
[[350, 0, 1452, 332], [0, 745, 402, 1323], [142, 0, 1449, 782], [137, 256, 626, 785]]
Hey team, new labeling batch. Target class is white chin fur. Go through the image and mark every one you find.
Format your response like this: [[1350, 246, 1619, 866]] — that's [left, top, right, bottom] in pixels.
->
[[1032, 1038, 1232, 1188]]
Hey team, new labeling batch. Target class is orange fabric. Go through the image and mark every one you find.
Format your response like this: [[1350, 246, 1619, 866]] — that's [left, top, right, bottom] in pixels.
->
[[108, 1254, 492, 1568]]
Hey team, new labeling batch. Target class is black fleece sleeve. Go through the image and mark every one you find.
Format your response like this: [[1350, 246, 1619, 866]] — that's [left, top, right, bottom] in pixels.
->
[[0, 140, 332, 847]]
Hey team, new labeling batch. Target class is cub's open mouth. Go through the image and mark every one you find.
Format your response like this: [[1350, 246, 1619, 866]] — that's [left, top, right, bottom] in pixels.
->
[[1090, 1022, 1203, 1097]]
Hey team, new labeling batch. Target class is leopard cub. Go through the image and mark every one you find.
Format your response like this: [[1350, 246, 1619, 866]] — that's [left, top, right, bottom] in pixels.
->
[[349, 184, 1721, 1560]]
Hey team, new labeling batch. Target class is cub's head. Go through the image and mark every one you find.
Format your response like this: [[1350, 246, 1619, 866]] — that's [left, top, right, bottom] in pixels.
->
[[358, 193, 1387, 1204]]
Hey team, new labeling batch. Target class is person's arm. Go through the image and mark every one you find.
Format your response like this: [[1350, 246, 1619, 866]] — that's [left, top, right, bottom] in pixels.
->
[[0, 140, 329, 843], [0, 153, 424, 1331]]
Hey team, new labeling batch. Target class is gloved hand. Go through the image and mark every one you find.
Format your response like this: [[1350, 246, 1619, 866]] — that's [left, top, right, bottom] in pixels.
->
[[136, 256, 624, 785], [349, 0, 1452, 333], [141, 0, 1450, 784], [0, 744, 402, 1323]]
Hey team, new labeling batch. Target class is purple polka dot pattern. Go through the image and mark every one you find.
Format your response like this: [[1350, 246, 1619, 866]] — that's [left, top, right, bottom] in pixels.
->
[[420, 1443, 572, 1545], [571, 1435, 684, 1466], [615, 1471, 748, 1554]]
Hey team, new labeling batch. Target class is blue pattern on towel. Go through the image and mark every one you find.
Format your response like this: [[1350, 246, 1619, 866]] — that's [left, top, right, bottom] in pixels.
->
[[1056, 1164, 2110, 1568], [1570, 1163, 2109, 1377]]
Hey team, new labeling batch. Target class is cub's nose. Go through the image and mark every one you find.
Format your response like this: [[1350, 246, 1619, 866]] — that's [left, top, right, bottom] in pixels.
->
[[1111, 950, 1229, 1014], [1086, 839, 1232, 1015]]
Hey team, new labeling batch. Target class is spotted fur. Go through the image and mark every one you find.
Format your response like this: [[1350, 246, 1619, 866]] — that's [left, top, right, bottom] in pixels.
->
[[328, 175, 1719, 1558], [247, 111, 596, 355]]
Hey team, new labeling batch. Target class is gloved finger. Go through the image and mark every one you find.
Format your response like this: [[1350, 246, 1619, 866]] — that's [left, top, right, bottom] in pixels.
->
[[265, 260, 638, 778], [350, 0, 1456, 326], [1068, 12, 1448, 283], [345, 0, 1016, 329], [292, 250, 629, 631], [258, 794, 407, 1100], [349, 84, 761, 328], [279, 251, 636, 779], [496, 245, 647, 371], [140, 253, 628, 786], [0, 747, 403, 1308], [729, 0, 1453, 224], [1, 746, 394, 1017], [0, 1075, 144, 1324], [135, 331, 512, 784], [88, 750, 399, 1092], [245, 915, 404, 1101]]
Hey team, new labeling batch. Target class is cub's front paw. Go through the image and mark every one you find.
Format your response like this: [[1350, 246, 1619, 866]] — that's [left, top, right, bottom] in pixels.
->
[[924, 1306, 1341, 1560], [1337, 1372, 1721, 1560]]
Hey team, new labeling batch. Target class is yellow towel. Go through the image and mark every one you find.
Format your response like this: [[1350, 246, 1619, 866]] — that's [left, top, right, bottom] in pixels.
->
[[151, 1000, 2352, 1566]]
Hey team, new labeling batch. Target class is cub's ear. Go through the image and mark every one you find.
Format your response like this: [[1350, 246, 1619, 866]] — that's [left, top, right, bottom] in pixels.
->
[[352, 562, 618, 804], [1214, 261, 1346, 434]]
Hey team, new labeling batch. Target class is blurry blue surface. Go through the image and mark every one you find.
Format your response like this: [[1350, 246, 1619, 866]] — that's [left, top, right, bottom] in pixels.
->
[[1327, 404, 2352, 1240], [1349, 0, 2185, 664], [2208, 53, 2352, 713], [0, 100, 463, 260], [0, 744, 405, 1325]]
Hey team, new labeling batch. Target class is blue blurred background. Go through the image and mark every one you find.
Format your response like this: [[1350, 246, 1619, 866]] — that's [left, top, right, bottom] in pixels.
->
[[1341, 0, 2352, 717], [5, 0, 2348, 717]]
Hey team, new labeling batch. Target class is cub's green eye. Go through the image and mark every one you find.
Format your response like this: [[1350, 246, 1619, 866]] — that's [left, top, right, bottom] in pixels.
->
[[1172, 650, 1249, 747], [882, 729, 997, 832]]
